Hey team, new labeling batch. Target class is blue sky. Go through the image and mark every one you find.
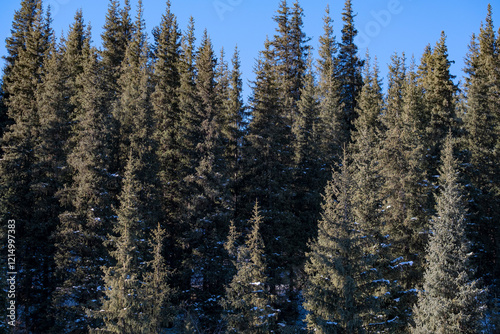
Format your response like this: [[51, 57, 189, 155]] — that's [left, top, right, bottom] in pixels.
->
[[1, 0, 498, 99]]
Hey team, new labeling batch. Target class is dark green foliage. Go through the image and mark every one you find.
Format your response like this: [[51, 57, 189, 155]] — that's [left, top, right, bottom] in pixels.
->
[[0, 1, 498, 332], [418, 32, 458, 174], [0, 2, 56, 331], [462, 5, 500, 290], [53, 47, 115, 332], [336, 0, 364, 146], [94, 3, 163, 332], [304, 153, 372, 334], [378, 54, 430, 332], [223, 202, 276, 333], [181, 30, 230, 330], [411, 135, 485, 333]]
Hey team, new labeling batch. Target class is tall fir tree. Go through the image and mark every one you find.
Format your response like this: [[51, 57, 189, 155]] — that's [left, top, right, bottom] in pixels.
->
[[95, 2, 163, 332], [418, 32, 458, 174], [222, 202, 277, 333], [316, 5, 342, 171], [60, 9, 91, 128], [462, 5, 500, 290], [182, 30, 230, 330], [53, 47, 116, 332], [0, 2, 56, 331], [304, 153, 376, 333], [150, 0, 183, 274], [242, 37, 300, 324], [411, 135, 484, 334], [377, 54, 430, 332], [220, 46, 245, 221], [101, 0, 134, 178], [336, 0, 364, 146]]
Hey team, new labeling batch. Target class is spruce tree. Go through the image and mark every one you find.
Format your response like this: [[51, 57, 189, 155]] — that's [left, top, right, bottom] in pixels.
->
[[378, 54, 430, 332], [222, 202, 276, 333], [242, 38, 299, 323], [336, 0, 364, 146], [316, 5, 342, 171], [462, 5, 500, 289], [182, 30, 230, 330], [95, 2, 163, 331], [53, 47, 115, 332], [221, 46, 245, 220], [411, 135, 484, 334], [142, 224, 175, 333], [150, 0, 183, 273], [291, 55, 323, 268], [0, 2, 56, 330], [304, 153, 369, 334], [60, 9, 90, 127], [418, 32, 458, 174]]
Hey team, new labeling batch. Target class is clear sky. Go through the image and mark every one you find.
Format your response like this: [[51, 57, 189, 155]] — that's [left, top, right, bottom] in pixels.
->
[[1, 0, 498, 99]]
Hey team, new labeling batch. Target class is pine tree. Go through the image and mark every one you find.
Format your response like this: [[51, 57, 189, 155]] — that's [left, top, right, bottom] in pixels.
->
[[95, 2, 162, 332], [101, 0, 133, 101], [221, 46, 245, 220], [101, 0, 134, 178], [378, 54, 430, 332], [272, 0, 311, 117], [462, 5, 500, 289], [418, 32, 458, 174], [182, 30, 230, 330], [316, 5, 342, 171], [0, 2, 56, 331], [53, 47, 115, 332], [291, 55, 323, 269], [142, 224, 175, 332], [174, 15, 198, 297], [242, 38, 299, 323], [150, 0, 183, 273], [336, 0, 364, 146], [222, 202, 276, 333], [60, 9, 91, 127], [304, 153, 370, 334], [411, 135, 485, 334], [2, 0, 41, 90]]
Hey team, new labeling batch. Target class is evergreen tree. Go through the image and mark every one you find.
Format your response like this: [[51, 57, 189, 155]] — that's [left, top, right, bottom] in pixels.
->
[[418, 32, 458, 174], [150, 0, 183, 272], [182, 30, 230, 330], [222, 202, 276, 333], [378, 54, 430, 332], [101, 0, 133, 101], [462, 5, 500, 289], [142, 224, 175, 333], [336, 0, 364, 146], [350, 55, 391, 332], [60, 9, 91, 128], [221, 46, 245, 220], [101, 0, 134, 177], [0, 2, 55, 331], [95, 2, 163, 331], [291, 55, 323, 269], [272, 0, 311, 117], [304, 153, 370, 334], [316, 5, 342, 171], [53, 47, 115, 332], [411, 135, 484, 334], [242, 38, 299, 323], [2, 0, 41, 90]]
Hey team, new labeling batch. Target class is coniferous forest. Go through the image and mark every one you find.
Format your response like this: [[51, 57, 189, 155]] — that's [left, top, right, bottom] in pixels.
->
[[1, 0, 500, 333]]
